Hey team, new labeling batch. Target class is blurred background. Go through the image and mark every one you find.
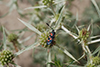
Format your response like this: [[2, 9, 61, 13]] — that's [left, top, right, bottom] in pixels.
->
[[0, 0, 100, 67]]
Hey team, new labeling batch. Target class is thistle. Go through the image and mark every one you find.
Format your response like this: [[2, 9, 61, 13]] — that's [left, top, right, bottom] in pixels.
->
[[42, 0, 54, 6], [92, 56, 100, 65], [39, 31, 49, 48], [79, 28, 90, 45], [8, 33, 19, 52], [87, 64, 95, 67], [0, 50, 15, 65], [36, 23, 47, 32], [8, 33, 18, 43]]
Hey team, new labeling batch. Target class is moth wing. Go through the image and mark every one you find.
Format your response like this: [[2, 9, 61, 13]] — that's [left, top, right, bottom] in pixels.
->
[[47, 39, 53, 45]]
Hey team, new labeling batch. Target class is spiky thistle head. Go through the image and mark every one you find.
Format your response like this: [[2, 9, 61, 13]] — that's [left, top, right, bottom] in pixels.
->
[[42, 0, 54, 6], [87, 64, 95, 67], [92, 56, 100, 65], [8, 33, 18, 43], [39, 31, 49, 48], [79, 28, 90, 45], [0, 50, 15, 65], [36, 23, 47, 32], [79, 28, 90, 40]]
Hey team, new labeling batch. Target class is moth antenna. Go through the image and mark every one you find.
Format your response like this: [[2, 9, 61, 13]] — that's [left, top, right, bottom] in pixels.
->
[[46, 23, 53, 30], [46, 23, 49, 26]]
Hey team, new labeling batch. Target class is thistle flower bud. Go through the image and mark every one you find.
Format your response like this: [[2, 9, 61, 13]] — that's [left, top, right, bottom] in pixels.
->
[[0, 50, 15, 65], [79, 28, 90, 45], [92, 56, 100, 65], [87, 64, 95, 67], [42, 0, 54, 6], [79, 28, 90, 40], [39, 32, 49, 48], [36, 23, 47, 32], [8, 33, 18, 43]]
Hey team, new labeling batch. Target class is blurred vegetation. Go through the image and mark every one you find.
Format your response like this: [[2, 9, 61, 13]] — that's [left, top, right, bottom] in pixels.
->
[[0, 0, 100, 67]]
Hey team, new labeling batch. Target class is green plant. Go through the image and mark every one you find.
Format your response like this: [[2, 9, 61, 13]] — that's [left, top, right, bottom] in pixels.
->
[[0, 50, 14, 66], [0, 0, 100, 67]]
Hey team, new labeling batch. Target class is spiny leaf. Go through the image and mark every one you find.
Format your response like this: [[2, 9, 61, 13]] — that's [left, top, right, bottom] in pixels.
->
[[3, 27, 6, 50], [55, 5, 65, 30], [73, 12, 78, 27], [76, 53, 85, 62], [61, 25, 78, 39], [75, 25, 80, 34], [91, 0, 100, 17], [90, 35, 100, 39], [92, 45, 100, 55], [64, 49, 78, 63], [19, 33, 35, 43], [87, 38, 100, 44], [15, 42, 39, 56], [24, 6, 47, 10], [18, 18, 41, 35]]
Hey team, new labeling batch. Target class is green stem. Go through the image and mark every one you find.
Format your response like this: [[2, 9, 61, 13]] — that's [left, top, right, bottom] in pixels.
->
[[85, 45, 92, 64], [47, 50, 51, 67], [13, 42, 18, 52]]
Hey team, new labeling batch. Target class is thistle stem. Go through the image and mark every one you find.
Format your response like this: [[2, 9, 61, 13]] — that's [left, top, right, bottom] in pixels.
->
[[85, 46, 92, 64], [13, 42, 18, 52]]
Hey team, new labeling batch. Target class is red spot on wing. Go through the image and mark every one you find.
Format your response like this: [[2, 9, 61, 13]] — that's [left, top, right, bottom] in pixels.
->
[[50, 38, 52, 40], [48, 40, 50, 41], [50, 33, 53, 36]]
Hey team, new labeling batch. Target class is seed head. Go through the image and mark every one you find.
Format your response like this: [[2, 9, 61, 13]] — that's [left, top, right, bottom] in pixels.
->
[[8, 33, 18, 43], [87, 64, 95, 67], [39, 32, 49, 48], [79, 28, 90, 40], [36, 23, 47, 32], [92, 56, 100, 65], [0, 50, 15, 65], [42, 0, 54, 6]]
